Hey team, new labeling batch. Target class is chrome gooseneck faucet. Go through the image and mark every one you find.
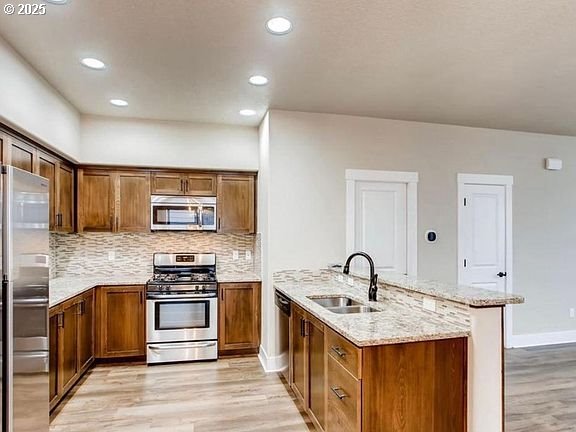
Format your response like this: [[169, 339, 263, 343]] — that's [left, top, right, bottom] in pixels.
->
[[342, 252, 378, 301]]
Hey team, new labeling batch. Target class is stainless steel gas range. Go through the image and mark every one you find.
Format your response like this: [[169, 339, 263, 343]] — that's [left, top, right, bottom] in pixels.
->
[[146, 253, 218, 364]]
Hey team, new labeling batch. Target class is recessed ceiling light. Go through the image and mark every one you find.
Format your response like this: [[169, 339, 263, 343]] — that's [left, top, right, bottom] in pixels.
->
[[110, 99, 128, 107], [44, 0, 68, 4], [80, 58, 106, 70], [248, 75, 269, 86], [239, 109, 256, 116], [266, 17, 292, 35]]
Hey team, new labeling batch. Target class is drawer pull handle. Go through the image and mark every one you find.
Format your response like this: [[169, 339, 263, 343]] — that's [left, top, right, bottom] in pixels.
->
[[331, 346, 346, 357], [331, 386, 348, 400]]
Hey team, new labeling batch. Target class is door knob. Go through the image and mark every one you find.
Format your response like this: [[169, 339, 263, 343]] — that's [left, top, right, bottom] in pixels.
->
[[497, 272, 507, 278]]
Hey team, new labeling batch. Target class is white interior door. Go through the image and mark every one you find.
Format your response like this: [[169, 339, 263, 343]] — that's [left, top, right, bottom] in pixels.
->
[[460, 184, 507, 292], [353, 181, 408, 274]]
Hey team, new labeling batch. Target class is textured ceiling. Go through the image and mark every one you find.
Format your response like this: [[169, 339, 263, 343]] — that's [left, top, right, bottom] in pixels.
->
[[1, 0, 575, 134]]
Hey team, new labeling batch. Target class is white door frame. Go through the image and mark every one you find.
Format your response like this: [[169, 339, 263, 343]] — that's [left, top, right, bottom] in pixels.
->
[[457, 173, 513, 348], [346, 169, 418, 277]]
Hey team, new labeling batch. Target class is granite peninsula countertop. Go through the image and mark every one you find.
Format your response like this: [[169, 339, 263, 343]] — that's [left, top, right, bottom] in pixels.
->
[[50, 275, 150, 307], [328, 267, 524, 307], [275, 280, 470, 347]]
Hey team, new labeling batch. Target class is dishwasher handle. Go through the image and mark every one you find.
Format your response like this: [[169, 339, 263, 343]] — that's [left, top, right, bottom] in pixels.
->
[[275, 290, 291, 316]]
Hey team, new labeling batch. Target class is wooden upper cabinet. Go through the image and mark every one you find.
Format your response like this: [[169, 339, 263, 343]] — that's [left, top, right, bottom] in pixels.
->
[[217, 174, 255, 234], [38, 152, 57, 230], [184, 173, 217, 195], [151, 172, 185, 195], [96, 286, 146, 358], [78, 170, 115, 232], [57, 162, 75, 232], [116, 172, 150, 232], [218, 282, 261, 354], [10, 138, 37, 173], [151, 172, 217, 196]]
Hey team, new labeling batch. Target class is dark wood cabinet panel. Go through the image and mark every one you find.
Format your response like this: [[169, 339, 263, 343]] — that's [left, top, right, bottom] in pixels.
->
[[151, 172, 185, 195], [327, 355, 361, 432], [218, 282, 261, 354], [38, 152, 57, 230], [77, 290, 94, 373], [57, 162, 75, 232], [217, 175, 255, 234], [307, 316, 326, 430], [78, 170, 115, 232], [290, 304, 307, 404], [60, 300, 79, 393], [49, 310, 60, 410], [117, 172, 150, 232], [10, 139, 36, 173], [185, 174, 217, 195], [96, 286, 146, 358]]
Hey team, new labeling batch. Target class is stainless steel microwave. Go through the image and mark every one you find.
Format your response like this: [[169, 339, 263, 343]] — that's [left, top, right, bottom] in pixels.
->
[[150, 196, 217, 231]]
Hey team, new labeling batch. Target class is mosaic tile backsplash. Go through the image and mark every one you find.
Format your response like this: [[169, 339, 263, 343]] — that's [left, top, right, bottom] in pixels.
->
[[51, 232, 259, 278]]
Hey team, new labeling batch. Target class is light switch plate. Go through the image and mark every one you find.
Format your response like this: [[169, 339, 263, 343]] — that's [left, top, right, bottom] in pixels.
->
[[347, 277, 354, 286], [232, 250, 239, 261], [337, 274, 344, 282], [245, 250, 252, 260], [422, 297, 436, 312]]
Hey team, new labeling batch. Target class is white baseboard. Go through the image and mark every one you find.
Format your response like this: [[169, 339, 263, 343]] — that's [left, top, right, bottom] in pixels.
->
[[258, 345, 288, 373], [507, 329, 576, 348]]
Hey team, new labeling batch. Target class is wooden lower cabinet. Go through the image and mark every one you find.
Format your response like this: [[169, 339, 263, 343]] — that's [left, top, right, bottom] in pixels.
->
[[95, 285, 146, 358], [218, 282, 261, 356], [290, 313, 468, 432], [49, 289, 95, 411]]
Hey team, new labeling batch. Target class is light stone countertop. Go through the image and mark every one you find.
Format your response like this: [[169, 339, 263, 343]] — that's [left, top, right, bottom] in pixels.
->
[[50, 275, 150, 307], [274, 280, 470, 347], [217, 271, 261, 283], [328, 267, 524, 307]]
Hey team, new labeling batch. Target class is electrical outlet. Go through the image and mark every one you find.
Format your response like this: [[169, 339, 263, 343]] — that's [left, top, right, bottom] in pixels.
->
[[570, 308, 575, 318], [422, 298, 437, 312], [346, 276, 354, 286], [232, 250, 239, 261], [245, 250, 252, 260], [337, 274, 344, 282], [108, 251, 116, 261]]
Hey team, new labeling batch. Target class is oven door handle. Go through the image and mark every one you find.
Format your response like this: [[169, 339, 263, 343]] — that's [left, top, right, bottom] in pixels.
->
[[147, 294, 217, 300], [148, 342, 217, 350]]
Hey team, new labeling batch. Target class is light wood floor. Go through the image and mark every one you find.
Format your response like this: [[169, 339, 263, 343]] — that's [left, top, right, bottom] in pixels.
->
[[50, 357, 314, 432], [50, 345, 576, 431], [506, 344, 576, 432]]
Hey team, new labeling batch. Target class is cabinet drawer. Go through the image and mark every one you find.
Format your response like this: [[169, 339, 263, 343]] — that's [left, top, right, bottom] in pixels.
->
[[326, 327, 362, 379], [327, 355, 361, 432]]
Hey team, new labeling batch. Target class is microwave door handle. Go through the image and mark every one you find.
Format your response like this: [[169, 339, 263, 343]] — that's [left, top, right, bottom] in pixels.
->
[[198, 206, 203, 228]]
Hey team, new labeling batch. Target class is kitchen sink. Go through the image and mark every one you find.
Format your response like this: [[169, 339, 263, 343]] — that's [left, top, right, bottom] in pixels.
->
[[328, 305, 379, 314], [309, 296, 362, 308], [308, 295, 378, 314]]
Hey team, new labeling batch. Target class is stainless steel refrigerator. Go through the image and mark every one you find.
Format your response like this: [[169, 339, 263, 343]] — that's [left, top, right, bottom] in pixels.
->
[[1, 166, 50, 432]]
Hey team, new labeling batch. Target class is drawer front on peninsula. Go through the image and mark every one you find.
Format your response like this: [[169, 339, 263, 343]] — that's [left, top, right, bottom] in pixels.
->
[[327, 355, 361, 432], [326, 327, 362, 379]]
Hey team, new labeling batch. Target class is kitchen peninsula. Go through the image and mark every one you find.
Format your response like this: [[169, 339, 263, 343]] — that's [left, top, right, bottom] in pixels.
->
[[274, 268, 524, 432]]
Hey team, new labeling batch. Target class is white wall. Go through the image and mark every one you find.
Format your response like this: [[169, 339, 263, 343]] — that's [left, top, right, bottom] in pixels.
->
[[263, 110, 576, 349], [80, 115, 258, 170], [0, 35, 80, 159]]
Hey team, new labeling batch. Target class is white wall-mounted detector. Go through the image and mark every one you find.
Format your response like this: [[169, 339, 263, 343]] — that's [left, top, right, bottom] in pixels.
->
[[545, 158, 562, 170]]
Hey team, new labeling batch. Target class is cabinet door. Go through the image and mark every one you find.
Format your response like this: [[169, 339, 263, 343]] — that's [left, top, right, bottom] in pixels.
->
[[290, 305, 307, 404], [78, 170, 115, 232], [218, 282, 260, 353], [327, 356, 361, 432], [59, 300, 79, 394], [217, 175, 255, 234], [10, 139, 36, 173], [307, 316, 326, 430], [77, 290, 94, 373], [184, 174, 217, 196], [116, 172, 150, 232], [96, 286, 145, 358], [49, 309, 60, 409], [57, 162, 75, 232], [151, 172, 185, 195], [38, 151, 57, 230]]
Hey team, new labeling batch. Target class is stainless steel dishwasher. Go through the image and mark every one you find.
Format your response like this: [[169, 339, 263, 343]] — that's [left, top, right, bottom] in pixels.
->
[[275, 290, 291, 380]]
